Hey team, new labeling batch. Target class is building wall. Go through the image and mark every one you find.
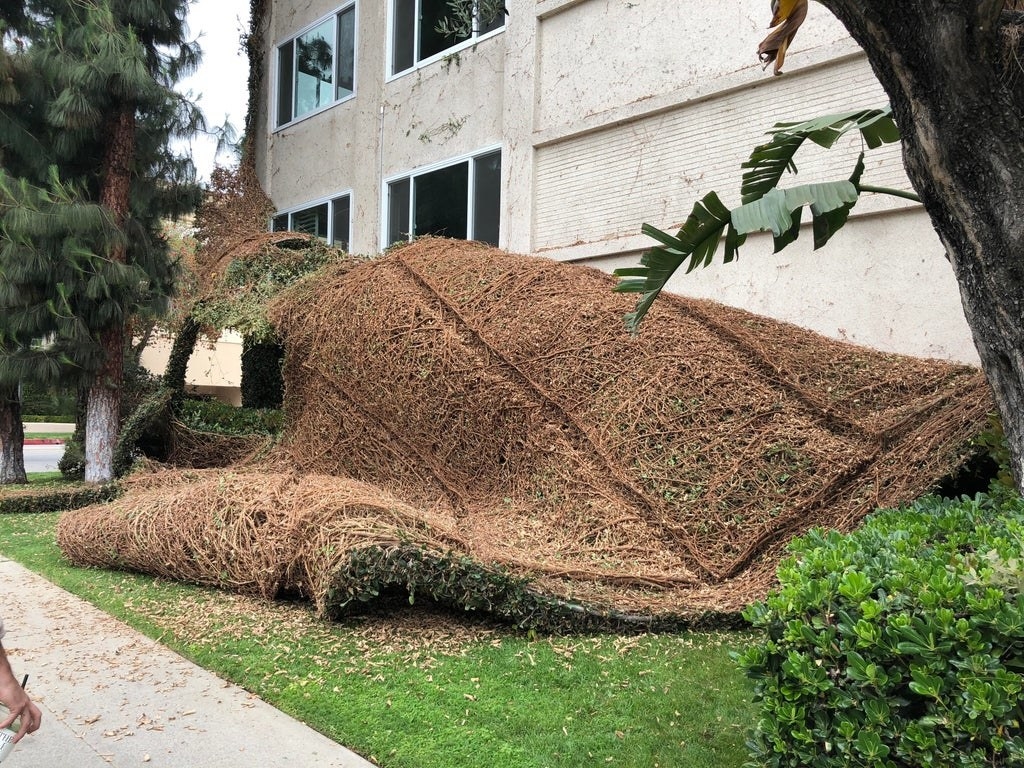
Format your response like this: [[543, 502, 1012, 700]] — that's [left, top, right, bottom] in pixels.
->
[[253, 0, 978, 365], [140, 331, 243, 406]]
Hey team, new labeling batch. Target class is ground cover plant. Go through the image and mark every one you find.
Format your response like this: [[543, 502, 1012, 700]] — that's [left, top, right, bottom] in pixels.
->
[[0, 509, 757, 768], [738, 490, 1024, 767]]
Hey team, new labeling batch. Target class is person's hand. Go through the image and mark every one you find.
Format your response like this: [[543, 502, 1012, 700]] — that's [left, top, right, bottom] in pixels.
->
[[0, 672, 41, 742]]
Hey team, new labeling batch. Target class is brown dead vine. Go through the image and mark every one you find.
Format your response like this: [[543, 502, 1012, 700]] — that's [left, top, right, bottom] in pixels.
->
[[57, 238, 992, 622]]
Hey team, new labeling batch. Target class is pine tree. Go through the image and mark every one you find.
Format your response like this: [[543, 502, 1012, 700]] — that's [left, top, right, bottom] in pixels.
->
[[0, 0, 202, 483]]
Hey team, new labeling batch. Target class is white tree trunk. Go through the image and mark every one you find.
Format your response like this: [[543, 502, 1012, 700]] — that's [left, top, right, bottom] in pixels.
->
[[84, 325, 123, 484]]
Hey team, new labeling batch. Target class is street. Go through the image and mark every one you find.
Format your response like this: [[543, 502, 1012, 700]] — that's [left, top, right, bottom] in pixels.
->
[[24, 444, 63, 474]]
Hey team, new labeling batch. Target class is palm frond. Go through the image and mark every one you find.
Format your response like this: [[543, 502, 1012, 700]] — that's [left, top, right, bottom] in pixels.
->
[[613, 192, 742, 332], [740, 107, 899, 204]]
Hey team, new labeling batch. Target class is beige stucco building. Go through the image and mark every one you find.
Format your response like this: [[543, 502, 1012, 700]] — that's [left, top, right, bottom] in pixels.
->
[[252, 0, 978, 364], [140, 330, 244, 405]]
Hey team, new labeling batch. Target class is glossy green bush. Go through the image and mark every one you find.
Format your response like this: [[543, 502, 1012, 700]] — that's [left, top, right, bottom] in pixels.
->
[[177, 398, 283, 437], [737, 491, 1024, 767]]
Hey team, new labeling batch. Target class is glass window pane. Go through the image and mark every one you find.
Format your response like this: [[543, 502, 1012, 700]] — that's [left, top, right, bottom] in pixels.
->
[[336, 7, 355, 98], [392, 0, 415, 73], [473, 151, 501, 245], [388, 178, 411, 245], [331, 195, 351, 250], [414, 162, 469, 240], [276, 40, 294, 126], [292, 203, 329, 239], [479, 1, 505, 34], [419, 0, 470, 62], [295, 19, 334, 119], [272, 213, 289, 232]]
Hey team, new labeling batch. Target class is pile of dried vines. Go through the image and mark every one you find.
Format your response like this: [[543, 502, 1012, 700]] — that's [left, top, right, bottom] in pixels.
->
[[57, 238, 992, 623]]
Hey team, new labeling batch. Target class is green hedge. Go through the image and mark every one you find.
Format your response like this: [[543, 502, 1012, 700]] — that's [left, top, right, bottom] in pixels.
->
[[0, 484, 120, 515], [737, 491, 1024, 767], [177, 398, 283, 437]]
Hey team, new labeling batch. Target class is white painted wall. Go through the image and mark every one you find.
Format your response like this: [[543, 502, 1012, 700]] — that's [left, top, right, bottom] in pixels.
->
[[140, 331, 244, 405], [253, 0, 980, 365]]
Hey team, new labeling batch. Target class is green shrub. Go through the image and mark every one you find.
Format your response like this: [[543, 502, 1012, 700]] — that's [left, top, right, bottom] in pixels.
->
[[737, 491, 1024, 767], [177, 398, 283, 437], [975, 412, 1016, 492], [327, 544, 743, 634], [57, 434, 85, 481], [19, 381, 76, 421], [0, 484, 119, 514], [114, 387, 173, 476]]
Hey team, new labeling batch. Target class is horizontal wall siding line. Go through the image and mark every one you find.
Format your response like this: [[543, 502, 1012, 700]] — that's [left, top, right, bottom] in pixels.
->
[[533, 56, 908, 251]]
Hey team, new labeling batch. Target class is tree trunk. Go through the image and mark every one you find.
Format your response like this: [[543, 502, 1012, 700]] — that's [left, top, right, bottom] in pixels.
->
[[817, 0, 1024, 492], [0, 385, 26, 485], [164, 313, 200, 402], [85, 104, 134, 484], [84, 325, 122, 483]]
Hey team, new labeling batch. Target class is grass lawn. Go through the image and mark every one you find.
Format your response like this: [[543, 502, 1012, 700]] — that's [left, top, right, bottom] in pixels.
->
[[0, 503, 758, 768]]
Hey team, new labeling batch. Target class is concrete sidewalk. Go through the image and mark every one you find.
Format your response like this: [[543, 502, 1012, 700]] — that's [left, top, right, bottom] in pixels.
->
[[0, 558, 377, 767]]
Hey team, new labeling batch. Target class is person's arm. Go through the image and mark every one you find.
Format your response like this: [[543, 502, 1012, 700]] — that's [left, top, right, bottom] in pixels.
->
[[0, 622, 40, 742]]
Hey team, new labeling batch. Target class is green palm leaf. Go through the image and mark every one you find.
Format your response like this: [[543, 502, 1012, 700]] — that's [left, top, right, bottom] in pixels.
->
[[619, 108, 905, 332], [740, 107, 898, 204], [613, 191, 743, 332], [731, 178, 860, 249]]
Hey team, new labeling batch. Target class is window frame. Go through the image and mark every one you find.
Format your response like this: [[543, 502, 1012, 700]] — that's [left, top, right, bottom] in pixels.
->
[[386, 0, 504, 80], [273, 2, 358, 130], [271, 190, 354, 250], [381, 145, 502, 249]]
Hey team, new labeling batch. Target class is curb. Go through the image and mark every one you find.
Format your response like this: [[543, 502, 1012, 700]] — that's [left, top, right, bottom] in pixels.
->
[[23, 439, 65, 446]]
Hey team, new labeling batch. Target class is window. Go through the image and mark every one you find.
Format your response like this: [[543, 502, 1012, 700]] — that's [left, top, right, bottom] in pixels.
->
[[272, 194, 351, 250], [386, 149, 501, 246], [276, 4, 356, 127], [391, 0, 504, 75]]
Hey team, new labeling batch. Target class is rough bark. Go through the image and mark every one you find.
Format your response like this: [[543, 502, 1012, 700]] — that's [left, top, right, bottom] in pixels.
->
[[815, 0, 1024, 491], [85, 104, 134, 484], [85, 324, 123, 484], [0, 385, 26, 485]]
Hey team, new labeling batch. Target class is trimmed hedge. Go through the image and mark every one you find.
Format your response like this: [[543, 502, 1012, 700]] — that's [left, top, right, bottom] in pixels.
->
[[737, 491, 1024, 767], [0, 484, 120, 515], [177, 398, 283, 437]]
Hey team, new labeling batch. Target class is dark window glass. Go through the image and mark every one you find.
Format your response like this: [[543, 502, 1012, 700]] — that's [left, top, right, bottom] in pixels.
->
[[419, 0, 469, 61], [392, 0, 416, 73], [479, 2, 505, 34], [388, 178, 411, 245], [272, 214, 289, 232], [331, 195, 351, 249], [472, 151, 501, 245], [392, 0, 502, 75], [336, 7, 355, 98], [276, 40, 294, 126], [292, 203, 329, 239], [414, 162, 469, 240]]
